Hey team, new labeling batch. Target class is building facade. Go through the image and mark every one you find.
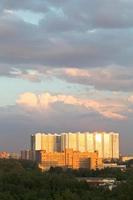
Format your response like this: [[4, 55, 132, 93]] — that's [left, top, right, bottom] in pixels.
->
[[20, 150, 32, 160], [31, 133, 61, 160], [36, 149, 103, 171], [31, 132, 119, 160]]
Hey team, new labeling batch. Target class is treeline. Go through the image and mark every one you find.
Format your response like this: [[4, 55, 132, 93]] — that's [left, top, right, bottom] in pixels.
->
[[0, 159, 133, 199]]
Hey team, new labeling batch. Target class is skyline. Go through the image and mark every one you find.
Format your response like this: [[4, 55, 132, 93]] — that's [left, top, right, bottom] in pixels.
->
[[31, 132, 119, 159], [0, 0, 133, 153]]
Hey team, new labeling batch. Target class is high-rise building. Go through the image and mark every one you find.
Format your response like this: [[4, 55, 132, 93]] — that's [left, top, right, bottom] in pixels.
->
[[31, 131, 119, 160], [93, 132, 119, 159], [85, 132, 94, 152], [94, 132, 103, 158], [61, 132, 78, 151], [111, 132, 119, 159], [103, 132, 112, 159], [31, 133, 42, 151], [20, 150, 32, 160], [31, 133, 61, 160], [77, 132, 86, 152]]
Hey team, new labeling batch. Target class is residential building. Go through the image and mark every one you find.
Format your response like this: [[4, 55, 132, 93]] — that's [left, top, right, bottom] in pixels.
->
[[20, 150, 32, 160], [31, 131, 119, 160], [36, 149, 103, 171]]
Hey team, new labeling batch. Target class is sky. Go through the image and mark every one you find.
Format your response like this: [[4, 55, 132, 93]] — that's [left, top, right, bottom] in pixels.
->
[[0, 0, 133, 153]]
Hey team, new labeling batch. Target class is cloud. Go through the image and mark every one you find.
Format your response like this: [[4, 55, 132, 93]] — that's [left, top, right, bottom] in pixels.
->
[[0, 64, 133, 93], [0, 0, 132, 72], [17, 93, 38, 107], [2, 0, 49, 13], [0, 91, 133, 152], [16, 92, 127, 120], [35, 66, 133, 92], [10, 68, 42, 82], [63, 66, 133, 91], [128, 95, 133, 103], [3, 0, 133, 29]]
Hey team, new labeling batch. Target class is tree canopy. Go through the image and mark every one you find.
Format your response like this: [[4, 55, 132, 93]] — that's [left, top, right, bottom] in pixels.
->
[[0, 159, 132, 199]]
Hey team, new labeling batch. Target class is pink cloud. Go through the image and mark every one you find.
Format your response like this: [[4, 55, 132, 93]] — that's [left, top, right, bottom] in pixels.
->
[[42, 66, 133, 92], [17, 92, 127, 120], [128, 95, 133, 103], [64, 68, 91, 77], [17, 92, 38, 107]]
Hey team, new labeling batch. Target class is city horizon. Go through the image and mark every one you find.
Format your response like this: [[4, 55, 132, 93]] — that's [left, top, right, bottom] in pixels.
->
[[31, 131, 119, 159], [0, 129, 131, 155]]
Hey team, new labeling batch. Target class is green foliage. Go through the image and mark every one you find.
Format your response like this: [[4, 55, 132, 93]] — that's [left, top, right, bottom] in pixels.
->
[[0, 159, 132, 199]]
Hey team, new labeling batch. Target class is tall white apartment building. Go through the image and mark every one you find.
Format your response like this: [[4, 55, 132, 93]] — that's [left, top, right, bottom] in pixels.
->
[[103, 132, 112, 159], [31, 132, 119, 160], [31, 133, 61, 152], [85, 132, 94, 152], [94, 132, 103, 158], [31, 133, 61, 160], [61, 132, 78, 151], [111, 132, 119, 159], [61, 132, 94, 152], [93, 132, 119, 159]]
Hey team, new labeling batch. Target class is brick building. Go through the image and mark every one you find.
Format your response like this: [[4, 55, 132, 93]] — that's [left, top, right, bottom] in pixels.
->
[[36, 149, 103, 171]]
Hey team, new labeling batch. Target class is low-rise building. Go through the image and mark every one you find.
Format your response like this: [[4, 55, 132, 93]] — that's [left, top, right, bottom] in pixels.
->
[[103, 163, 126, 171], [120, 156, 133, 162], [77, 177, 117, 190]]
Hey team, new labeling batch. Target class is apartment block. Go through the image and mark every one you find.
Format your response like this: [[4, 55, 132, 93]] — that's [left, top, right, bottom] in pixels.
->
[[20, 150, 32, 160], [36, 149, 103, 171], [31, 132, 119, 160]]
